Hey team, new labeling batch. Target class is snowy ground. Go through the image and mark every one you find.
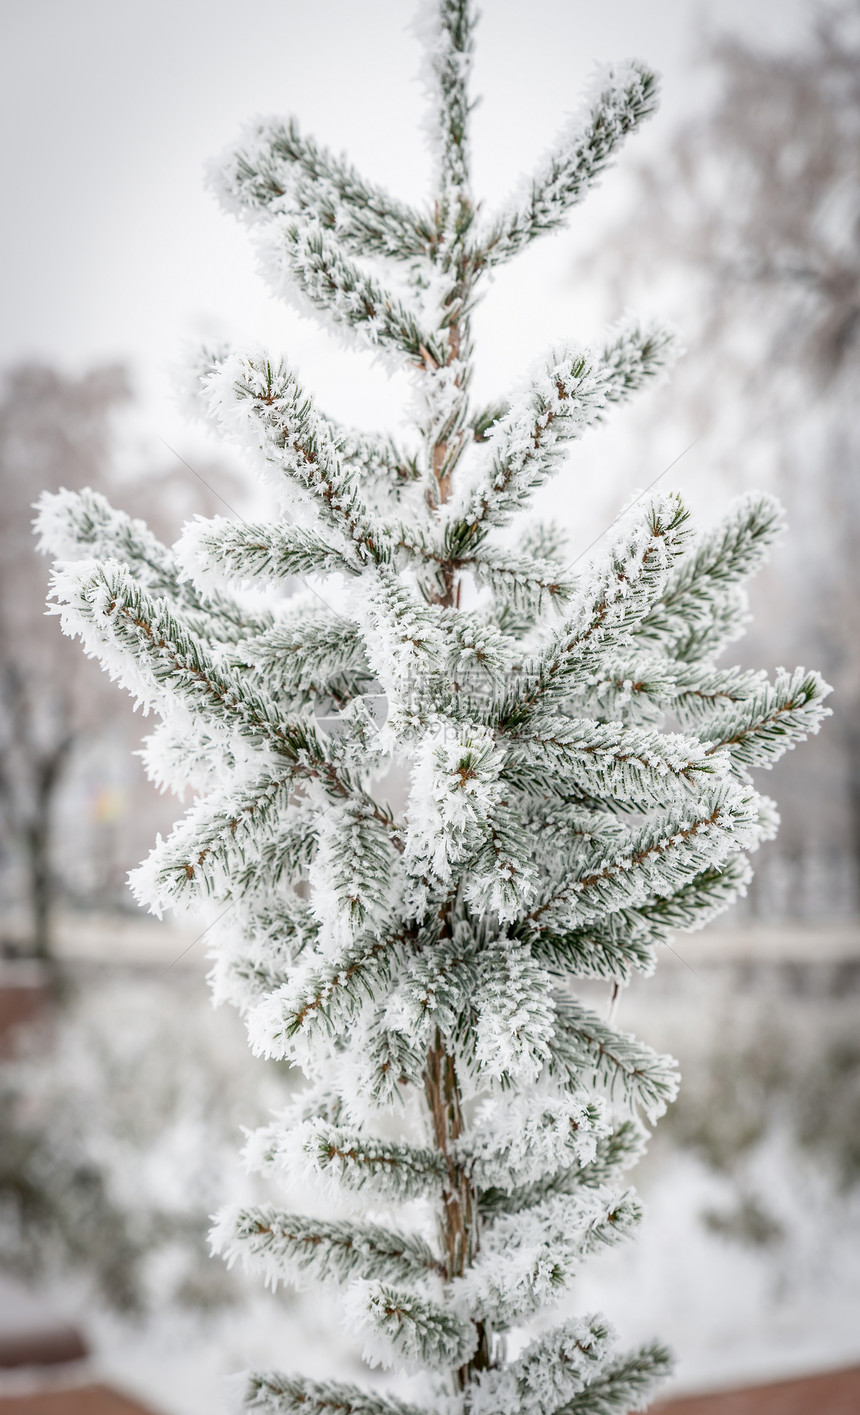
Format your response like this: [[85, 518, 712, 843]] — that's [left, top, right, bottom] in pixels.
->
[[85, 1142, 860, 1415], [1, 925, 858, 1414]]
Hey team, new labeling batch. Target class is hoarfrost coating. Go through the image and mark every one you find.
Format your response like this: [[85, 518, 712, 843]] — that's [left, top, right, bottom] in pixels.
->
[[36, 0, 830, 1410]]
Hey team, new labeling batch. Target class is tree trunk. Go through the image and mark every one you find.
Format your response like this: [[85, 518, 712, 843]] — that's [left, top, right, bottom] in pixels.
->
[[26, 740, 73, 963], [420, 306, 490, 1387]]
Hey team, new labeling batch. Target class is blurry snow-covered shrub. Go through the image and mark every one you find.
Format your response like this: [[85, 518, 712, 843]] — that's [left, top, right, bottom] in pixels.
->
[[0, 972, 292, 1313], [645, 972, 860, 1249]]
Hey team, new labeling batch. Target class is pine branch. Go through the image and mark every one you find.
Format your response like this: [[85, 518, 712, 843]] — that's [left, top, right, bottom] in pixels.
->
[[48, 559, 309, 748], [669, 664, 774, 726], [448, 347, 608, 531], [447, 317, 676, 534], [224, 815, 319, 899], [478, 1120, 648, 1217], [702, 666, 831, 772], [212, 1204, 442, 1287], [460, 546, 575, 618], [546, 995, 679, 1123], [347, 1279, 477, 1372], [415, 0, 479, 526], [457, 1094, 609, 1193], [245, 1110, 445, 1201], [202, 352, 393, 558], [466, 940, 556, 1084], [634, 492, 785, 660], [299, 1122, 445, 1203], [514, 797, 632, 844], [468, 1314, 613, 1415], [209, 897, 319, 1014], [48, 566, 404, 916], [402, 724, 508, 889], [568, 1119, 650, 1189], [139, 713, 253, 800], [528, 920, 656, 985], [213, 115, 433, 261], [242, 1090, 347, 1179], [464, 806, 541, 923], [520, 782, 761, 936], [335, 426, 423, 505], [245, 612, 371, 709], [129, 765, 311, 912], [262, 221, 447, 367], [310, 801, 403, 941], [247, 929, 414, 1059], [575, 658, 770, 729], [178, 515, 363, 584], [495, 495, 693, 728], [503, 716, 726, 806], [359, 575, 508, 722], [636, 855, 754, 932], [526, 855, 754, 983], [427, 0, 477, 216], [35, 487, 271, 643], [479, 62, 660, 267], [385, 935, 479, 1045], [242, 1374, 430, 1415], [347, 1013, 428, 1109], [470, 400, 508, 442], [580, 660, 832, 783], [554, 1341, 673, 1414], [596, 319, 677, 406], [460, 1189, 642, 1325], [190, 341, 422, 503], [50, 560, 392, 846], [389, 523, 575, 618]]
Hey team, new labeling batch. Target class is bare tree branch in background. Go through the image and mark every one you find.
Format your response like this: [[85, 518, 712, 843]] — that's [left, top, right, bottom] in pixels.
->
[[644, 3, 860, 384], [0, 365, 132, 960]]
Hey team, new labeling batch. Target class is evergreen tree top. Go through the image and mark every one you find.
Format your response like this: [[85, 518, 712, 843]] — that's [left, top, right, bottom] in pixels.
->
[[36, 1, 830, 1409]]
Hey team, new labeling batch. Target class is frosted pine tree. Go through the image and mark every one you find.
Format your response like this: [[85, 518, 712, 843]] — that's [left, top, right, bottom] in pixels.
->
[[37, 3, 830, 1411]]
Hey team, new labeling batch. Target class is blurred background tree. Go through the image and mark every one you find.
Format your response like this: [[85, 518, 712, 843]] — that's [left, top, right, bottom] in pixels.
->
[[0, 362, 241, 961], [584, 0, 860, 918], [0, 364, 133, 960], [0, 971, 287, 1316]]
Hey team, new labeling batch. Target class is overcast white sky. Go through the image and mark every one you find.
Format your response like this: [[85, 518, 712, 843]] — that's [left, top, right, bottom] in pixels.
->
[[1, 0, 815, 473]]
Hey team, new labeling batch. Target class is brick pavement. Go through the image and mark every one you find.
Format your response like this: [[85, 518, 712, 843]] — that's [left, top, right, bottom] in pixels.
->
[[0, 1386, 161, 1414], [1, 1367, 859, 1415], [654, 1364, 860, 1415]]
